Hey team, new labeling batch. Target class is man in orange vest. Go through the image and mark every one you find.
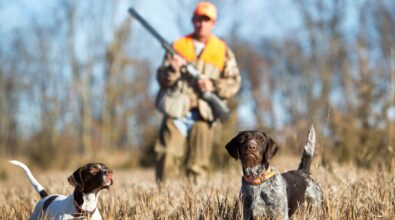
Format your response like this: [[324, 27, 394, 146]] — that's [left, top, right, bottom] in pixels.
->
[[155, 1, 241, 183]]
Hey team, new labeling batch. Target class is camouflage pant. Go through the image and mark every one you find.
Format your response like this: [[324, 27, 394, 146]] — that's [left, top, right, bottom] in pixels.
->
[[155, 117, 215, 182]]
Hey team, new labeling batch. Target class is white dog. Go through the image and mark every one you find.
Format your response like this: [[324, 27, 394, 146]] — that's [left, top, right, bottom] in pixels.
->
[[9, 160, 113, 220]]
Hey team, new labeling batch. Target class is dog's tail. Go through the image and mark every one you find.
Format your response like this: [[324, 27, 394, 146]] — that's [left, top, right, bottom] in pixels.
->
[[297, 125, 316, 174], [9, 160, 49, 198]]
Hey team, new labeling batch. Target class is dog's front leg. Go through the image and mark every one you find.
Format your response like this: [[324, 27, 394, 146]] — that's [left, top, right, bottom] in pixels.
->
[[240, 191, 254, 220], [276, 202, 289, 220], [91, 209, 102, 220]]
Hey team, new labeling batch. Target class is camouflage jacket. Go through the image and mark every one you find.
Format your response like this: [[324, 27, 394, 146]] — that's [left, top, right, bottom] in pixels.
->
[[156, 42, 241, 122]]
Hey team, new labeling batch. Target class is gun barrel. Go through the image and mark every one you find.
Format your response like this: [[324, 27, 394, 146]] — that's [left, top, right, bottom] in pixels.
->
[[128, 8, 176, 55]]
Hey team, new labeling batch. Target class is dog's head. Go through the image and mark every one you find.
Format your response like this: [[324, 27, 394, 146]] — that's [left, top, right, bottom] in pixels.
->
[[225, 131, 278, 169], [67, 163, 113, 193]]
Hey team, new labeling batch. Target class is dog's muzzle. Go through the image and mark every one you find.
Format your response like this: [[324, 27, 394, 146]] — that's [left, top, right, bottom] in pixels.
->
[[102, 169, 113, 188], [244, 153, 260, 167]]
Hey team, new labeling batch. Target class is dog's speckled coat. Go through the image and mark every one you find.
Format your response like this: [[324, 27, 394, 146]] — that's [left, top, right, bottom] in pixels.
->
[[226, 126, 323, 219]]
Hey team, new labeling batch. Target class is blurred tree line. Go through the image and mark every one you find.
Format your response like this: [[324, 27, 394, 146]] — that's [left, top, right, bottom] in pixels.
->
[[0, 0, 394, 169]]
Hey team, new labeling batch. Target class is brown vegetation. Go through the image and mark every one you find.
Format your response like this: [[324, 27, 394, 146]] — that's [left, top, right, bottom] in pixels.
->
[[1, 155, 394, 219]]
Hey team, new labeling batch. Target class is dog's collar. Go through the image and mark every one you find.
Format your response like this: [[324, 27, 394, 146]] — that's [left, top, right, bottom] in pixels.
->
[[243, 166, 277, 185], [72, 198, 96, 217]]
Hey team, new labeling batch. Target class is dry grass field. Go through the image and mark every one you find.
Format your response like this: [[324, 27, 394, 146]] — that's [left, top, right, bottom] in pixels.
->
[[0, 155, 394, 220]]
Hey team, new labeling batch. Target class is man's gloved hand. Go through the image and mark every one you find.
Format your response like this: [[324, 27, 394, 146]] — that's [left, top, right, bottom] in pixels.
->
[[170, 54, 187, 72], [197, 79, 214, 93]]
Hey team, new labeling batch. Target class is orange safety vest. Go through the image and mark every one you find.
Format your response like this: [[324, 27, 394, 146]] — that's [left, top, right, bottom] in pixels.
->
[[172, 34, 227, 71]]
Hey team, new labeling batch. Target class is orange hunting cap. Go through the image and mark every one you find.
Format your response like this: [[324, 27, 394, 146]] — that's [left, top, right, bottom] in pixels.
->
[[193, 2, 217, 21]]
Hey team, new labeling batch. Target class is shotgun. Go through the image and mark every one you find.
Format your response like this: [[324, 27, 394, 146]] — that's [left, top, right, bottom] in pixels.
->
[[128, 7, 230, 122]]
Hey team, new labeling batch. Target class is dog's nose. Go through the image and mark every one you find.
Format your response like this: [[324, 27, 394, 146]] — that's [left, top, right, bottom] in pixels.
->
[[104, 169, 113, 178], [248, 145, 256, 151]]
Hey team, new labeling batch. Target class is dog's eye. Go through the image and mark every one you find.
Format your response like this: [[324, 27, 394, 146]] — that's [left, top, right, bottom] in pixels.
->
[[89, 166, 100, 174], [239, 136, 246, 144], [255, 135, 265, 144]]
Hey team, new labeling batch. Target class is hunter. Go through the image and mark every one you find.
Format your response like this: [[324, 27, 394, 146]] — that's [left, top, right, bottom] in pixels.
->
[[155, 1, 241, 183]]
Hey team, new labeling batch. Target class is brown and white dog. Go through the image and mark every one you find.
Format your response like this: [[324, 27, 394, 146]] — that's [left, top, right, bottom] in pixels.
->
[[9, 160, 113, 220], [225, 126, 323, 220]]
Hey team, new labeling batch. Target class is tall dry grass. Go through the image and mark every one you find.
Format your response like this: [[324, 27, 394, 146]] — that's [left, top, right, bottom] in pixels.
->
[[0, 155, 394, 219]]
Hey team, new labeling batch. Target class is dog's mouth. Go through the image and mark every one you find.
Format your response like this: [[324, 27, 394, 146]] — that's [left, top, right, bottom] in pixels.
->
[[105, 176, 113, 185], [244, 154, 259, 167], [101, 174, 113, 189]]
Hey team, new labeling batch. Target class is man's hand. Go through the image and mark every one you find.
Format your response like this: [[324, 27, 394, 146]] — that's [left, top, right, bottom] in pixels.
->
[[197, 79, 214, 93], [170, 54, 187, 71]]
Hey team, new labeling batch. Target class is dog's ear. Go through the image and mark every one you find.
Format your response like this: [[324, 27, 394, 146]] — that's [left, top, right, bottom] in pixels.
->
[[68, 166, 84, 188], [264, 136, 279, 161], [225, 133, 241, 160]]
